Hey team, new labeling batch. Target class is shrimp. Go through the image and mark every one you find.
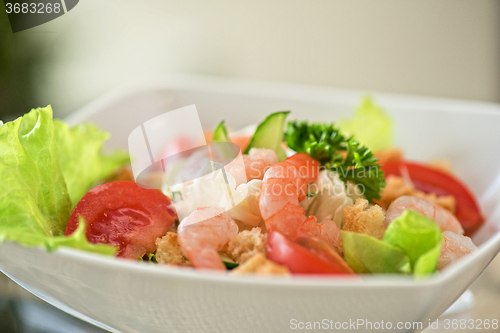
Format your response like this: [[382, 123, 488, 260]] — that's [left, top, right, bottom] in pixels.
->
[[177, 207, 238, 270], [300, 218, 344, 256], [244, 148, 279, 181], [438, 231, 477, 270], [249, 148, 279, 166], [384, 196, 464, 235], [259, 153, 342, 248]]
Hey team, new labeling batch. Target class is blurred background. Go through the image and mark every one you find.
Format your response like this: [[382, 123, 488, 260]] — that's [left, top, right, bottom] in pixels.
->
[[1, 0, 500, 332], [1, 0, 499, 121]]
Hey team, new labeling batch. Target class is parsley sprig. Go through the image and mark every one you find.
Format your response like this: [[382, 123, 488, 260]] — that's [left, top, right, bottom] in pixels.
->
[[285, 121, 385, 202]]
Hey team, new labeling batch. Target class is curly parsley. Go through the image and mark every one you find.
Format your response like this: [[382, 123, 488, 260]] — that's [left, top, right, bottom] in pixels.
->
[[285, 121, 385, 202]]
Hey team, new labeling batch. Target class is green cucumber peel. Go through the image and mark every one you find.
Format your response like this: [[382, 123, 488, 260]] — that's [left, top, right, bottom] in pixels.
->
[[244, 111, 290, 161], [213, 121, 230, 142]]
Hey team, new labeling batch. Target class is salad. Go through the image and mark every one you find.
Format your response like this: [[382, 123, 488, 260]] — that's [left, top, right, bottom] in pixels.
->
[[0, 99, 484, 276]]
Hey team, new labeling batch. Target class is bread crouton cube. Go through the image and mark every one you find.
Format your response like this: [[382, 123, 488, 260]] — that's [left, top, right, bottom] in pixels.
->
[[225, 227, 266, 264], [155, 232, 189, 265], [231, 253, 290, 275], [343, 198, 385, 240], [379, 175, 456, 213]]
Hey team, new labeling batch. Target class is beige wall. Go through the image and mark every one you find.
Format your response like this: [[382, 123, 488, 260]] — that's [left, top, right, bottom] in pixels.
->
[[27, 0, 500, 115]]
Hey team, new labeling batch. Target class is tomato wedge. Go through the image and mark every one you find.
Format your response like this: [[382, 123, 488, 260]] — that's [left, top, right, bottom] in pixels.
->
[[66, 181, 176, 259], [382, 161, 484, 236], [266, 231, 355, 275]]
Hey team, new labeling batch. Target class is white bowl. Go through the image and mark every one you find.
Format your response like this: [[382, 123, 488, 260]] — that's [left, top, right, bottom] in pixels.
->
[[2, 76, 500, 333]]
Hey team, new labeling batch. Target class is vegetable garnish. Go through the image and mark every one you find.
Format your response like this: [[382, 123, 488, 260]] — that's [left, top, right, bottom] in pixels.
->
[[383, 210, 443, 275], [338, 96, 393, 152], [0, 106, 127, 254], [213, 120, 231, 142], [342, 210, 443, 275], [55, 120, 130, 207], [139, 253, 157, 262], [286, 121, 385, 202], [47, 218, 117, 255], [243, 111, 290, 161], [342, 232, 411, 274], [220, 254, 239, 269], [213, 111, 290, 160]]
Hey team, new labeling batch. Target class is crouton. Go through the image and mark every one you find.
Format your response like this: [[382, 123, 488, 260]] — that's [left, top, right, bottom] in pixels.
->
[[225, 227, 266, 264], [374, 148, 403, 165], [378, 176, 414, 210], [343, 198, 385, 240], [230, 253, 290, 275], [155, 232, 189, 265], [379, 175, 456, 212], [413, 191, 456, 213]]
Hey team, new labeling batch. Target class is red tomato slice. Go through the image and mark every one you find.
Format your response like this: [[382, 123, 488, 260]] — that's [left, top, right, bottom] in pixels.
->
[[266, 231, 355, 275], [382, 161, 484, 236], [66, 181, 176, 259]]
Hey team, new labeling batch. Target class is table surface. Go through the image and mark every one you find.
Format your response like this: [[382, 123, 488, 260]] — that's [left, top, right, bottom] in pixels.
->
[[1, 254, 500, 333]]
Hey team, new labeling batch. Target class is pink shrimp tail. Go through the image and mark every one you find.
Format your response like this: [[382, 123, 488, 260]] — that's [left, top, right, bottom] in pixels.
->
[[178, 207, 238, 270], [185, 248, 226, 270], [244, 155, 268, 181]]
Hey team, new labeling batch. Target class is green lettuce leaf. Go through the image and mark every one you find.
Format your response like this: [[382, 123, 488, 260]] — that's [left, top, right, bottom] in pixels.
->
[[338, 97, 393, 152], [383, 210, 443, 275], [342, 231, 411, 274], [55, 120, 130, 207], [342, 210, 443, 275], [46, 218, 117, 255], [414, 243, 442, 275], [0, 106, 121, 255], [0, 106, 71, 241]]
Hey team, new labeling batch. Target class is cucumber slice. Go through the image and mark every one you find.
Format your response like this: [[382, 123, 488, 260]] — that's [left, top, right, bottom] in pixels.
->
[[213, 121, 230, 142], [212, 121, 238, 159], [219, 253, 239, 270], [243, 111, 290, 161], [276, 146, 288, 161], [223, 261, 239, 270]]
